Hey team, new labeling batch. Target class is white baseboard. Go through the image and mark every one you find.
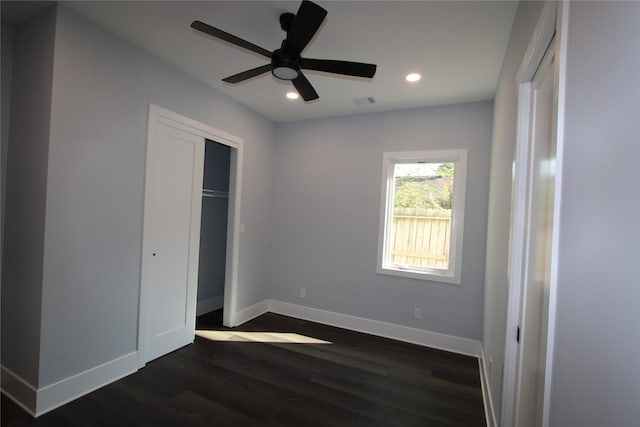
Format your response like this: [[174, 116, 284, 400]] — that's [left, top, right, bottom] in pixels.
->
[[232, 300, 270, 326], [266, 300, 480, 357], [3, 351, 138, 417], [1, 366, 37, 416], [35, 351, 138, 416], [479, 345, 497, 427], [196, 295, 224, 316]]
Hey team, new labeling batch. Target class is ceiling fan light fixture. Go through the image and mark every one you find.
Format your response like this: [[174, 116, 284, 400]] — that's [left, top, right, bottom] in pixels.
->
[[273, 66, 300, 80]]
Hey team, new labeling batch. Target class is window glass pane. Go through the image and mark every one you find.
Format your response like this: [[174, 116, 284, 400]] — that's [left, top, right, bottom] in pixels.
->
[[391, 162, 454, 270]]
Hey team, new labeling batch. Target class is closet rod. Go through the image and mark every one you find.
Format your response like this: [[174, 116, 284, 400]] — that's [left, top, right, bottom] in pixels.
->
[[202, 189, 228, 199]]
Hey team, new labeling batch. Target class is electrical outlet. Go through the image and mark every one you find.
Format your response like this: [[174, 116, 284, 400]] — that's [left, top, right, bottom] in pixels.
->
[[413, 307, 422, 319], [299, 288, 306, 298]]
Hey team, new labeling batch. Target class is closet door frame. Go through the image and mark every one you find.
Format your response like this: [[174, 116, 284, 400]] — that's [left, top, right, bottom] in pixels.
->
[[138, 105, 243, 368]]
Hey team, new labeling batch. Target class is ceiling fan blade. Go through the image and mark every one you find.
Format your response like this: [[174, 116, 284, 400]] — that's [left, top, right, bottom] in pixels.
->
[[292, 73, 319, 101], [191, 20, 272, 59], [222, 64, 273, 84], [300, 58, 377, 78], [284, 1, 327, 57]]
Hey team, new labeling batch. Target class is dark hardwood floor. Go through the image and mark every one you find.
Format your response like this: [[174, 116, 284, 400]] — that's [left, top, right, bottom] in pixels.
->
[[2, 311, 486, 426]]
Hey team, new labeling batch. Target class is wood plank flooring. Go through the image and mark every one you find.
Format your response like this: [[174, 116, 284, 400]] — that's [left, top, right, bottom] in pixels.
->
[[2, 311, 486, 426]]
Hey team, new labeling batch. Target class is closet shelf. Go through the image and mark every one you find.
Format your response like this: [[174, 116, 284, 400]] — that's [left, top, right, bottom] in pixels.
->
[[202, 189, 228, 199]]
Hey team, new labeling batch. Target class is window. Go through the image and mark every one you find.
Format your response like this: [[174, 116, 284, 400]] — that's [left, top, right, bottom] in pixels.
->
[[377, 150, 467, 284]]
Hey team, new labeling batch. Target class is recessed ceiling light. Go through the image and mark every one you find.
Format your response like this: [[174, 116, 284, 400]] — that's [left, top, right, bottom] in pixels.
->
[[286, 92, 299, 100], [406, 73, 421, 82]]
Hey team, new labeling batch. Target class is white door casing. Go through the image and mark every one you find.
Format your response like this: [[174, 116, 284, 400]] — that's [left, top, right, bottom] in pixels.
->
[[501, 2, 568, 426], [139, 105, 243, 367], [515, 35, 556, 427]]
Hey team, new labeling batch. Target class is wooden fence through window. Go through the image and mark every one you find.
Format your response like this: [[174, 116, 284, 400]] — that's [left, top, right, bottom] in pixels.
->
[[391, 207, 451, 269]]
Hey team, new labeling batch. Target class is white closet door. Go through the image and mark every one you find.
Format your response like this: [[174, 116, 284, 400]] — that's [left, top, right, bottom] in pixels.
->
[[141, 119, 204, 364]]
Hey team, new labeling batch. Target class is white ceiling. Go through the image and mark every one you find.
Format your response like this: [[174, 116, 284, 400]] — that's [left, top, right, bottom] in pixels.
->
[[60, 1, 517, 123]]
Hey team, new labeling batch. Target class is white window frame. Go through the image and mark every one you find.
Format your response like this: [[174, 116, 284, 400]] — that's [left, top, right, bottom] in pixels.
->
[[377, 149, 467, 284]]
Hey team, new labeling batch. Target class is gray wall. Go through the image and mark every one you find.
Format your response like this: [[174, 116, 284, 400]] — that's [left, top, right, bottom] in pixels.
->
[[549, 2, 640, 425], [202, 141, 231, 192], [197, 199, 228, 304], [271, 102, 492, 339], [1, 6, 57, 386], [1, 21, 14, 255], [481, 1, 543, 419], [0, 21, 15, 361], [8, 5, 277, 387]]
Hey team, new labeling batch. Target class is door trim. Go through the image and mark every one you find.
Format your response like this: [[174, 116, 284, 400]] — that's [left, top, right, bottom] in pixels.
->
[[138, 105, 244, 368], [501, 2, 568, 426]]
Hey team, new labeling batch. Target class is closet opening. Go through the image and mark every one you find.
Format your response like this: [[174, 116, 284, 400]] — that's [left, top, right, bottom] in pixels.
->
[[196, 139, 231, 329]]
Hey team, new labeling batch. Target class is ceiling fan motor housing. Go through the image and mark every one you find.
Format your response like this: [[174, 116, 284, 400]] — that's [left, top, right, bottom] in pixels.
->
[[271, 49, 300, 80]]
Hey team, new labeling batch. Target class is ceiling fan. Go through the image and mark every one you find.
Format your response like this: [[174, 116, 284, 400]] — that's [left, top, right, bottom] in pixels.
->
[[191, 0, 377, 102]]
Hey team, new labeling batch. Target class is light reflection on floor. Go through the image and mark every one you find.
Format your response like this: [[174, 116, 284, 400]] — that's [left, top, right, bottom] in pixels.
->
[[195, 330, 332, 344]]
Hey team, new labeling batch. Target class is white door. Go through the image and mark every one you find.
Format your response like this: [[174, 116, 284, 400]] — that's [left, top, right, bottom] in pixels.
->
[[515, 37, 557, 427], [140, 118, 205, 364]]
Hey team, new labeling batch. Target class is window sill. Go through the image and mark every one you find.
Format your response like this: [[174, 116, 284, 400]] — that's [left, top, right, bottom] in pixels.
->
[[377, 265, 460, 284]]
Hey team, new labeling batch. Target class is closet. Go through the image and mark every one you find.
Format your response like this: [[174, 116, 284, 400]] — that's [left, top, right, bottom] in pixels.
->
[[197, 140, 231, 319], [140, 105, 243, 366]]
